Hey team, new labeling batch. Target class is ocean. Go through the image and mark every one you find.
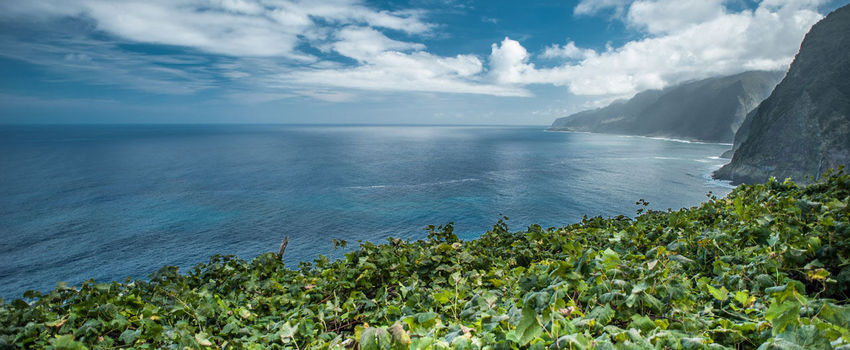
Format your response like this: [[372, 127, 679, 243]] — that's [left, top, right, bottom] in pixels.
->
[[0, 125, 733, 299]]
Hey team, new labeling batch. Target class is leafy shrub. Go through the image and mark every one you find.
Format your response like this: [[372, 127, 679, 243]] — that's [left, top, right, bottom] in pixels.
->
[[1, 174, 849, 349]]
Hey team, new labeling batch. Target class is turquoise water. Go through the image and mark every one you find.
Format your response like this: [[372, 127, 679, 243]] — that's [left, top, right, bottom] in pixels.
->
[[0, 125, 733, 299]]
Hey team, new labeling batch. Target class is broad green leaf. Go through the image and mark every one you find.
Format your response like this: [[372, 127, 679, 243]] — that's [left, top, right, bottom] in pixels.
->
[[451, 335, 474, 350], [516, 307, 542, 345], [279, 322, 296, 344], [221, 322, 239, 335], [361, 327, 392, 350], [418, 312, 438, 324], [707, 285, 729, 301], [599, 248, 621, 270], [550, 334, 588, 350], [50, 334, 89, 350], [669, 254, 695, 265], [588, 304, 615, 327], [433, 289, 454, 304], [765, 301, 801, 335], [819, 303, 850, 328], [758, 325, 832, 350], [118, 329, 140, 345], [734, 196, 745, 218], [629, 314, 655, 333], [681, 337, 707, 350], [194, 332, 213, 347], [389, 322, 410, 350]]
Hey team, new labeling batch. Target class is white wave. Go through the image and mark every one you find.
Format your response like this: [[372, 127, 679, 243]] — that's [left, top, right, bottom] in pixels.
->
[[346, 185, 388, 190], [547, 130, 733, 145], [704, 176, 736, 189], [346, 178, 479, 190], [432, 178, 479, 186], [646, 136, 732, 146], [647, 136, 698, 144], [702, 163, 736, 189], [612, 133, 731, 145], [545, 130, 594, 135]]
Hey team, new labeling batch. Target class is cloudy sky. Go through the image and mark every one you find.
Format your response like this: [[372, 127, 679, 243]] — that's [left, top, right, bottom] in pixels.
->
[[0, 0, 845, 124]]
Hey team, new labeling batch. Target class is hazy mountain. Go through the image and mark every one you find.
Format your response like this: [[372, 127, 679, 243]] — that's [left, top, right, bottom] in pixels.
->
[[715, 5, 850, 184], [550, 71, 784, 143]]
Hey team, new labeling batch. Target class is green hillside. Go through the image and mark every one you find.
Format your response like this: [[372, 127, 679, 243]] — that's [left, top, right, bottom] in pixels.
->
[[2, 173, 850, 349]]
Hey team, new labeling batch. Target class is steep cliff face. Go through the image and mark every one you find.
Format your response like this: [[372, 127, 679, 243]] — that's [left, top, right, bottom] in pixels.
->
[[549, 71, 783, 143], [715, 5, 850, 184], [719, 107, 758, 159]]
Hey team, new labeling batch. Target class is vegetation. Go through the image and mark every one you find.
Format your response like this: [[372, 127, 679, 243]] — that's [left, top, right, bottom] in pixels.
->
[[2, 173, 850, 350]]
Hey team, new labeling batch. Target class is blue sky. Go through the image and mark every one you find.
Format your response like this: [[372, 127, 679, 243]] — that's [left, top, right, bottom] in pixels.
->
[[0, 0, 846, 124]]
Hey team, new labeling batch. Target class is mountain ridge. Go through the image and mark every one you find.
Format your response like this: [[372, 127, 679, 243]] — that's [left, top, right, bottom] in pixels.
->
[[715, 4, 850, 184], [549, 71, 784, 143]]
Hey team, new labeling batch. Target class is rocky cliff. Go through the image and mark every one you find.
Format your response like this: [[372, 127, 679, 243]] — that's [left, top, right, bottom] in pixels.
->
[[549, 71, 783, 143], [715, 5, 850, 184]]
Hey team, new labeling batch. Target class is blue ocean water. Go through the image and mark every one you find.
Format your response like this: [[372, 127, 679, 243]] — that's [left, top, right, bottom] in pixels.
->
[[0, 125, 733, 299]]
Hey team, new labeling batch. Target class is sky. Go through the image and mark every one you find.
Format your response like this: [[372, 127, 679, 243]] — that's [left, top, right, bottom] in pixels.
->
[[0, 0, 847, 125]]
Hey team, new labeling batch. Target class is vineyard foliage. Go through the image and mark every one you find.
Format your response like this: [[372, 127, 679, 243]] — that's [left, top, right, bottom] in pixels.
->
[[2, 173, 850, 349]]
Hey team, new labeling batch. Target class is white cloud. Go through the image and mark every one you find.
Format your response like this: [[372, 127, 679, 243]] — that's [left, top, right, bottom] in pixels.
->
[[84, 1, 306, 59], [626, 0, 726, 34], [295, 89, 357, 102], [0, 0, 431, 59], [0, 34, 218, 95], [541, 41, 594, 60], [216, 0, 265, 15], [492, 0, 824, 96], [329, 27, 425, 62], [226, 91, 295, 104], [0, 0, 520, 99], [0, 93, 122, 108], [574, 0, 632, 16], [269, 25, 526, 97], [282, 50, 528, 97], [0, 0, 832, 103], [223, 71, 252, 79], [63, 53, 92, 63], [489, 37, 535, 85]]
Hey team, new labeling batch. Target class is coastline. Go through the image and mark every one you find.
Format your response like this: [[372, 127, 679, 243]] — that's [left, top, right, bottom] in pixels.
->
[[546, 128, 735, 146], [545, 128, 736, 190]]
